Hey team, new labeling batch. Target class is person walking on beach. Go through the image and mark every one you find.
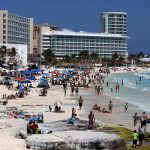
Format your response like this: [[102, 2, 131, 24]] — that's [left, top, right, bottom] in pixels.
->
[[88, 111, 95, 129], [138, 125, 145, 147], [75, 86, 79, 96], [78, 96, 83, 110], [133, 113, 138, 126], [108, 101, 113, 114], [97, 85, 101, 95], [124, 103, 128, 112]]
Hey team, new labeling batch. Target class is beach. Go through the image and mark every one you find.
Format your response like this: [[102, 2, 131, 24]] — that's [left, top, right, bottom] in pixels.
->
[[0, 67, 150, 149]]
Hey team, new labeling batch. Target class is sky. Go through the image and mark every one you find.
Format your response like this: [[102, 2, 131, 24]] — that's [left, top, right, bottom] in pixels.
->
[[0, 0, 150, 54]]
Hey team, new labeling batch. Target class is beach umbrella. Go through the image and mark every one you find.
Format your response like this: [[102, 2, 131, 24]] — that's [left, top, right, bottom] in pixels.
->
[[16, 77, 25, 81], [4, 76, 12, 80], [43, 73, 51, 77], [31, 69, 41, 73], [54, 100, 62, 107], [21, 70, 32, 75], [18, 80, 31, 84], [19, 85, 25, 90], [26, 76, 37, 81]]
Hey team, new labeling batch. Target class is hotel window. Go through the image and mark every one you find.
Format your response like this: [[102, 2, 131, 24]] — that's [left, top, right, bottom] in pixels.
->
[[3, 19, 6, 23], [3, 30, 6, 34], [3, 14, 6, 18], [3, 25, 6, 29], [3, 35, 6, 39]]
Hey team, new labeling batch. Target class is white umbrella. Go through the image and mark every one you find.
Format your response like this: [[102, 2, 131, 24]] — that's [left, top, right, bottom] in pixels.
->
[[54, 100, 62, 107]]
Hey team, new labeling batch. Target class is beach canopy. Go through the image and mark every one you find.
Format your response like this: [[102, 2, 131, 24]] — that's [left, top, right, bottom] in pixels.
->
[[26, 76, 37, 80]]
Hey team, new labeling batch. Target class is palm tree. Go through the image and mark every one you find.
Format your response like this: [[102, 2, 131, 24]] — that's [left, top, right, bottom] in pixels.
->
[[42, 49, 55, 64], [79, 50, 89, 62], [111, 52, 119, 66]]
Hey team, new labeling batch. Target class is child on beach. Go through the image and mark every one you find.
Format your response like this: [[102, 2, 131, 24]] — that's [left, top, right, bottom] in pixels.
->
[[132, 130, 138, 147]]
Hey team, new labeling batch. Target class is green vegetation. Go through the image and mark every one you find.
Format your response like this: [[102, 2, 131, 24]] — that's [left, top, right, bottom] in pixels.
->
[[127, 145, 150, 150], [96, 125, 150, 150]]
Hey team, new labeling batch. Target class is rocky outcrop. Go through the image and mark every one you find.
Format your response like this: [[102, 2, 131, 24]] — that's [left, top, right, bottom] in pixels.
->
[[26, 131, 127, 150]]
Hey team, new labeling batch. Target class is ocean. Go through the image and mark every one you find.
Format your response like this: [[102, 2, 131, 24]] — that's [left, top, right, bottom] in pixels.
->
[[105, 72, 150, 113]]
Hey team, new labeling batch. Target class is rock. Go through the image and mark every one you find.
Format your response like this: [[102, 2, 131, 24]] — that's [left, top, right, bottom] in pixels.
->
[[25, 130, 127, 150], [17, 131, 27, 139]]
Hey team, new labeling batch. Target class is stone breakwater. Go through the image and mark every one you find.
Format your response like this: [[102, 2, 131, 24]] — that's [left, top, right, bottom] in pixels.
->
[[17, 119, 127, 150]]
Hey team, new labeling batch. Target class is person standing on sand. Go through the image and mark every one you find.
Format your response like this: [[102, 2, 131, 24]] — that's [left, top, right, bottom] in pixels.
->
[[78, 96, 83, 110], [27, 120, 32, 135], [133, 113, 138, 126], [108, 101, 113, 114], [88, 111, 95, 129], [72, 107, 77, 118], [138, 124, 145, 147], [141, 112, 148, 131]]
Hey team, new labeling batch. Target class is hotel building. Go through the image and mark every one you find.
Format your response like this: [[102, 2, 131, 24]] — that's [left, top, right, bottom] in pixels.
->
[[101, 12, 127, 35], [33, 24, 58, 54], [36, 12, 128, 58], [40, 29, 127, 58], [0, 10, 33, 53]]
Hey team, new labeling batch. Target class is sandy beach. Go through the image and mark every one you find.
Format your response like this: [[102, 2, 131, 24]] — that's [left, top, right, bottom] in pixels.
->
[[0, 67, 150, 149]]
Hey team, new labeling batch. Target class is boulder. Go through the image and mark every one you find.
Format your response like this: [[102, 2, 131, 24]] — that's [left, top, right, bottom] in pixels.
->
[[26, 130, 127, 150]]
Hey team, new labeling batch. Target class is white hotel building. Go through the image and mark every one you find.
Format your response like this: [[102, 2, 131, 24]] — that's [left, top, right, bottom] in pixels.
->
[[39, 12, 128, 58]]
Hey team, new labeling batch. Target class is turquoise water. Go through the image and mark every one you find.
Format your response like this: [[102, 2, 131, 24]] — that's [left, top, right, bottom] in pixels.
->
[[105, 72, 150, 113]]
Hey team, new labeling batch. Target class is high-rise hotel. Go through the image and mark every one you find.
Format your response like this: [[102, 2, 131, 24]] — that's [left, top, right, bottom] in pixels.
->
[[39, 12, 128, 58], [0, 10, 33, 53]]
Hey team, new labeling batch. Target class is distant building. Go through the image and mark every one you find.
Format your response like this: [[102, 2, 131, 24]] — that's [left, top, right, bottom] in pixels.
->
[[0, 43, 27, 66], [101, 12, 127, 35], [33, 24, 59, 54], [0, 10, 33, 54]]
